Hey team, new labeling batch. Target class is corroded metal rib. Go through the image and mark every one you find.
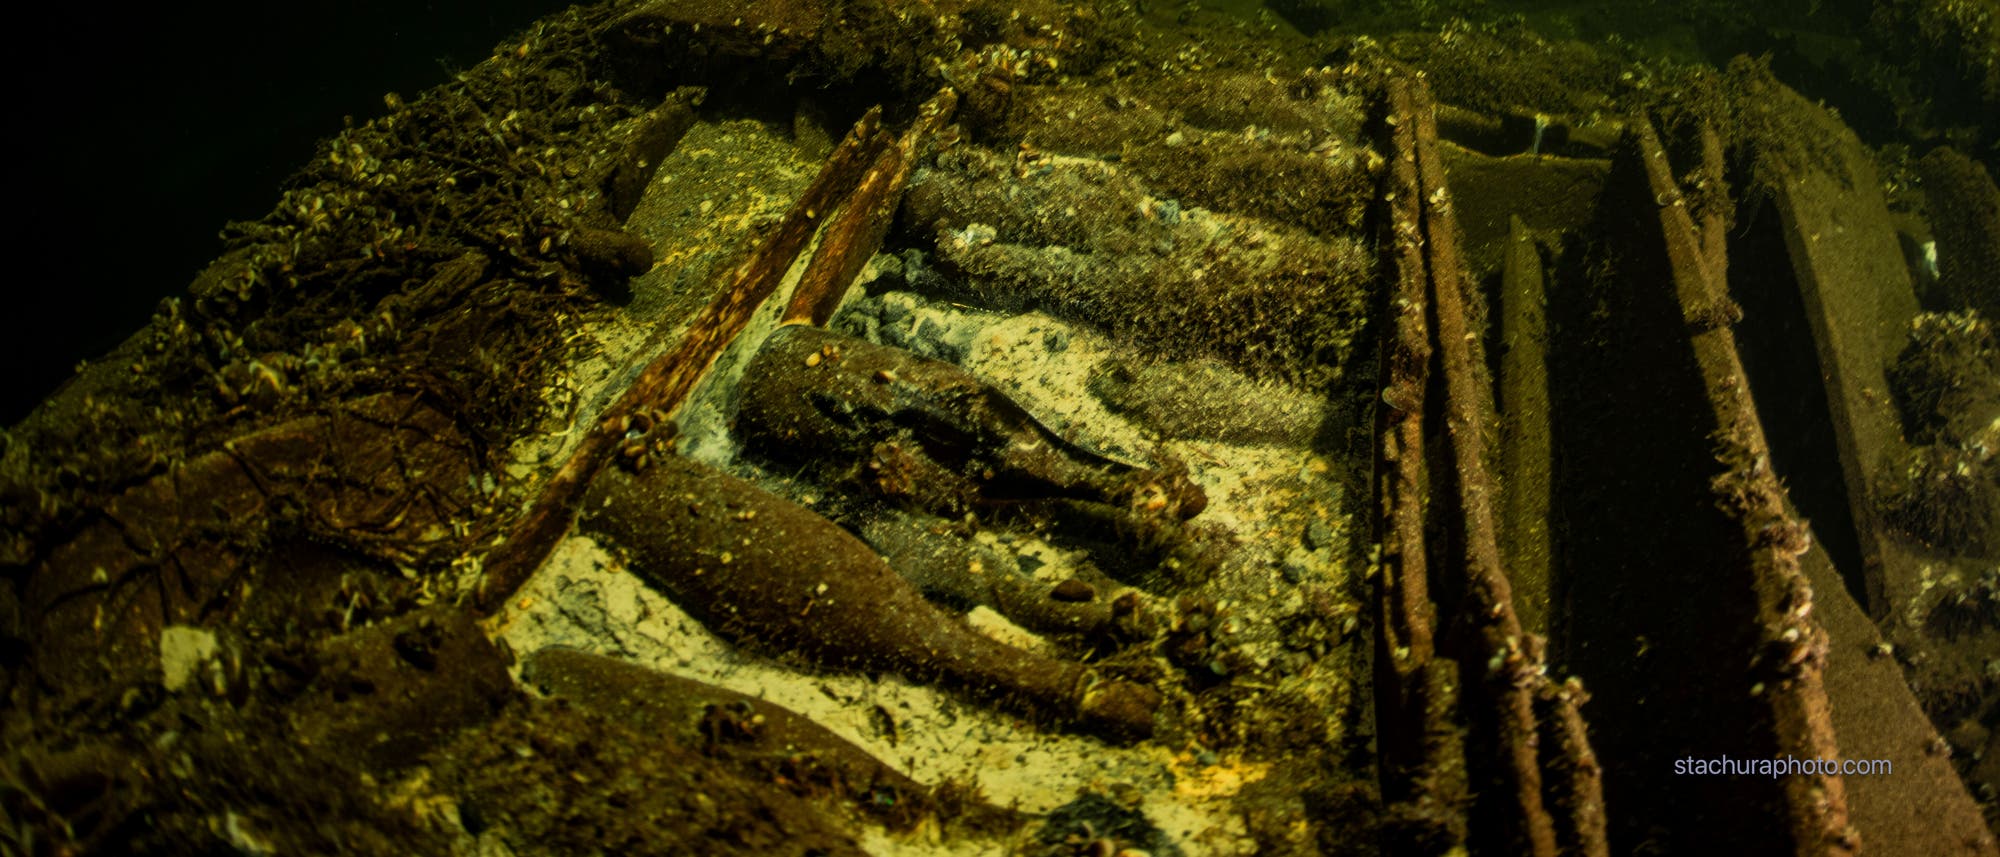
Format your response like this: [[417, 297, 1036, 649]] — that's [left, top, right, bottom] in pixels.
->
[[1377, 80, 1439, 672], [1380, 76, 1609, 857], [1632, 115, 1855, 857], [1410, 79, 1561, 857], [1371, 76, 1465, 849]]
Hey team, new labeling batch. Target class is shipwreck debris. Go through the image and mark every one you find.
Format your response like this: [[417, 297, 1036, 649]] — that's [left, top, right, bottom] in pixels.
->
[[579, 454, 1164, 740]]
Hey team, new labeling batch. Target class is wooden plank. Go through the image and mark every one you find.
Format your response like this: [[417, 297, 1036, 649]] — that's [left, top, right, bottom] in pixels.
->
[[1801, 540, 1999, 855], [784, 90, 958, 326]]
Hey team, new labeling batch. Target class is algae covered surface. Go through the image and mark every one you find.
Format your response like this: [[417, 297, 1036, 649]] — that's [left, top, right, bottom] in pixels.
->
[[4, 0, 1998, 854]]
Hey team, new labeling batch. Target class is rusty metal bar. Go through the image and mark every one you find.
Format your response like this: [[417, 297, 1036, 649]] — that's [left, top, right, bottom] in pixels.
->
[[1391, 77, 1615, 857], [1632, 115, 1856, 856], [1408, 77, 1564, 857], [1372, 77, 1466, 849], [1536, 677, 1610, 857], [1377, 78, 1439, 678]]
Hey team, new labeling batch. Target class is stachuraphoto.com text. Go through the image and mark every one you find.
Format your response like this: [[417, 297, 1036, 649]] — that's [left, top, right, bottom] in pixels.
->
[[1674, 755, 1891, 778]]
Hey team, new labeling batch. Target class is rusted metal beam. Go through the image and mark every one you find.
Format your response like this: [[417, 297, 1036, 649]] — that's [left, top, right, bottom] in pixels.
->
[[1632, 115, 1855, 856], [1409, 77, 1565, 857], [1391, 76, 1616, 857], [1372, 77, 1465, 849], [1376, 79, 1439, 676], [1536, 678, 1608, 857]]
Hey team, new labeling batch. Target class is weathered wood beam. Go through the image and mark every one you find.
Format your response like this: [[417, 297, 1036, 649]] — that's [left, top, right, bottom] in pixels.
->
[[1499, 214, 1552, 638]]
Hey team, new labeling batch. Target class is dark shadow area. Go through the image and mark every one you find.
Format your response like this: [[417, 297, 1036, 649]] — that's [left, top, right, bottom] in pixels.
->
[[14, 0, 575, 424], [1727, 208, 1871, 610]]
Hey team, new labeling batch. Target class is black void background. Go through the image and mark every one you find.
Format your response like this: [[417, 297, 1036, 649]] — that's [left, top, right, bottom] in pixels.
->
[[12, 1, 573, 423]]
